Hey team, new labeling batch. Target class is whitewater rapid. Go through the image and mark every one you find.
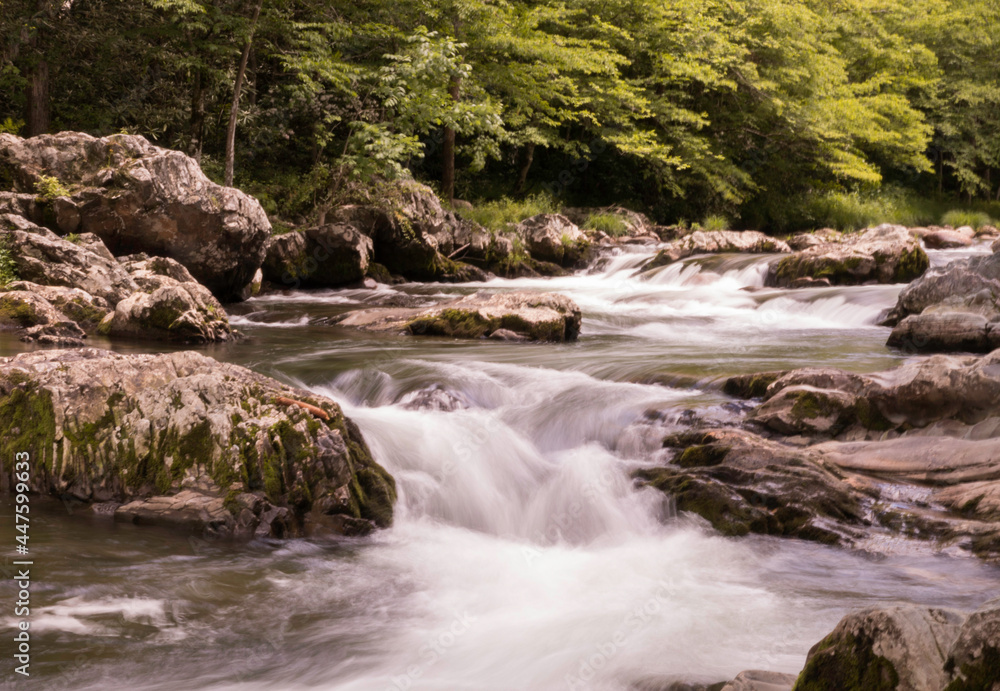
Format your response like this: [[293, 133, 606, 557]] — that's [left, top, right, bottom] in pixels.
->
[[6, 243, 1000, 690]]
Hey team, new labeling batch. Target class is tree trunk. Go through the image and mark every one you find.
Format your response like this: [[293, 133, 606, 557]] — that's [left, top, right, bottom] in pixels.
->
[[25, 58, 49, 136], [24, 0, 51, 137], [188, 70, 206, 162], [441, 75, 461, 204], [514, 142, 535, 195], [224, 0, 263, 188]]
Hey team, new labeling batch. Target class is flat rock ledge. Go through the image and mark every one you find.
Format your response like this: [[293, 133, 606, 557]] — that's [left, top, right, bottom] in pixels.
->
[[336, 291, 582, 342], [0, 348, 396, 539], [638, 351, 1000, 562]]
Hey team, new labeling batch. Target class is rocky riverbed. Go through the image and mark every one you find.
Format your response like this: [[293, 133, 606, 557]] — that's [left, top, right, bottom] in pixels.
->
[[2, 133, 999, 690]]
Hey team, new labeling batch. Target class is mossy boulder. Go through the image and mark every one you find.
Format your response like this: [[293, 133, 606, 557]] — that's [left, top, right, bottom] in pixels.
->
[[637, 428, 870, 546], [722, 371, 789, 400], [262, 223, 373, 289], [0, 348, 395, 538], [945, 599, 1000, 690], [766, 224, 928, 288], [337, 291, 582, 342], [750, 385, 863, 437], [514, 213, 593, 267], [329, 179, 486, 282], [792, 606, 965, 691]]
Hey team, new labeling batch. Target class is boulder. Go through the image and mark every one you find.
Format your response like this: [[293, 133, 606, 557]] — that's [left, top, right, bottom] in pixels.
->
[[337, 291, 582, 342], [757, 353, 1000, 433], [749, 385, 861, 437], [643, 231, 790, 270], [330, 179, 485, 282], [562, 206, 652, 236], [515, 214, 591, 267], [945, 599, 1000, 689], [98, 281, 233, 343], [1, 213, 138, 304], [787, 233, 824, 251], [0, 348, 396, 538], [924, 229, 975, 249], [887, 312, 1000, 354], [3, 281, 109, 329], [766, 224, 928, 288], [0, 132, 271, 301], [880, 251, 1000, 353], [793, 606, 966, 691], [262, 224, 372, 289], [0, 290, 71, 328]]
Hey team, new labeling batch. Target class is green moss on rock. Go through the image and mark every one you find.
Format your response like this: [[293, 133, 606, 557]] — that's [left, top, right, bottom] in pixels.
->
[[793, 632, 900, 691]]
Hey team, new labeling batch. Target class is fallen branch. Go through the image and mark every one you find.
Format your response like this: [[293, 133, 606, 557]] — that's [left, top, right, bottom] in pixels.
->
[[274, 396, 330, 420], [448, 243, 470, 259]]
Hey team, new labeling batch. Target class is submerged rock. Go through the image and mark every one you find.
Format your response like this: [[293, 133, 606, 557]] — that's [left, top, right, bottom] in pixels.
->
[[337, 291, 582, 342], [0, 131, 271, 302], [643, 230, 790, 270], [0, 348, 396, 538], [766, 224, 928, 288]]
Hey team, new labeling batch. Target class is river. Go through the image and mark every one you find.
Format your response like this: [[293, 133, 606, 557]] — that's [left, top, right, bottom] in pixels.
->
[[2, 243, 999, 690]]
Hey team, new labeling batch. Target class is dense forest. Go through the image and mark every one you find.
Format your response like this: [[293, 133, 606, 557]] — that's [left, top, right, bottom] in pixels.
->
[[2, 0, 999, 231]]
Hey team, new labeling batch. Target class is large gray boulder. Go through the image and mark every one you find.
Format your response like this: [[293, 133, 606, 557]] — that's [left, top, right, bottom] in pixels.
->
[[0, 132, 271, 302], [262, 224, 372, 288], [0, 348, 396, 538], [337, 291, 582, 342], [792, 606, 966, 691], [766, 224, 928, 288]]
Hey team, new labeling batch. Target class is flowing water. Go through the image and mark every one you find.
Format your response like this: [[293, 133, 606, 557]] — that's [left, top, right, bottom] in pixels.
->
[[2, 243, 999, 690]]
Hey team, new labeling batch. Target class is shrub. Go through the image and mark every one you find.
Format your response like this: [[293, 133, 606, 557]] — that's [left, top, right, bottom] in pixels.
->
[[583, 212, 629, 237], [941, 209, 995, 230], [457, 193, 560, 231], [34, 174, 70, 200], [0, 235, 18, 288]]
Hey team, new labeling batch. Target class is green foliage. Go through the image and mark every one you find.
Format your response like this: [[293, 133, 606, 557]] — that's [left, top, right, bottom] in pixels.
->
[[2, 0, 999, 226], [34, 175, 70, 201], [702, 215, 731, 232], [583, 213, 629, 237], [0, 117, 23, 135], [0, 235, 18, 288], [65, 233, 81, 244], [940, 210, 995, 230], [457, 194, 559, 231]]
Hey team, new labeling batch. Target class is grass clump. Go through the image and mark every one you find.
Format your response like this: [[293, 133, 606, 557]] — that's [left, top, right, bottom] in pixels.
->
[[702, 214, 731, 231], [941, 209, 995, 230], [34, 174, 70, 200], [0, 235, 18, 288], [583, 212, 629, 237], [457, 193, 560, 231]]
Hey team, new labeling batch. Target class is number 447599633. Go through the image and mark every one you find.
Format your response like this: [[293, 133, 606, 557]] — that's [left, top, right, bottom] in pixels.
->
[[14, 452, 30, 555]]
